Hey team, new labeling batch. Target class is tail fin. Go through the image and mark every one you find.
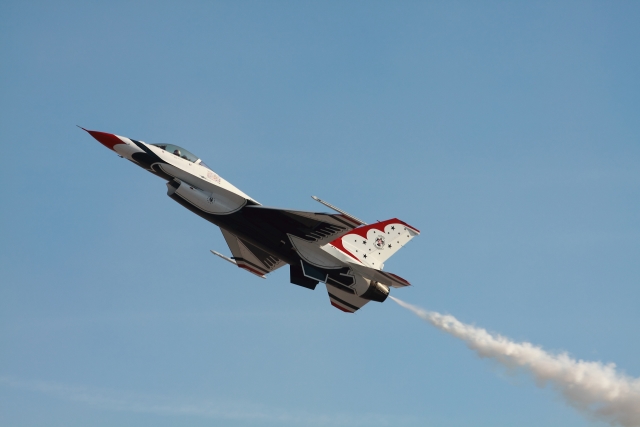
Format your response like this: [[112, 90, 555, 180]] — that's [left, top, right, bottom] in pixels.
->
[[322, 218, 419, 270]]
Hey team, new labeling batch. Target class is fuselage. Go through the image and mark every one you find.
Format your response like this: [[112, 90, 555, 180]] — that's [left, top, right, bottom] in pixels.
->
[[85, 128, 419, 313]]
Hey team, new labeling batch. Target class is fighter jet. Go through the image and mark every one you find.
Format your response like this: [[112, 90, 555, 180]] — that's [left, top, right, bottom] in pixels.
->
[[83, 128, 419, 313]]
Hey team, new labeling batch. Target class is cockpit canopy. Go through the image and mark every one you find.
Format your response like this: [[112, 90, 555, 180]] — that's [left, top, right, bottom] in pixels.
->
[[152, 144, 210, 169]]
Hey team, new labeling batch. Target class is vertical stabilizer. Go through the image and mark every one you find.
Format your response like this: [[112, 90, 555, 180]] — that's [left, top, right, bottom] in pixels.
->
[[321, 218, 419, 270]]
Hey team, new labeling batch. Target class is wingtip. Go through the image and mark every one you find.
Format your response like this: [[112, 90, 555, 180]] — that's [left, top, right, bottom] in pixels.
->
[[210, 249, 238, 266]]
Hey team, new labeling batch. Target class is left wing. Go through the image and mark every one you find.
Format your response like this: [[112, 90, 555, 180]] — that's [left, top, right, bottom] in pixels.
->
[[219, 228, 286, 278]]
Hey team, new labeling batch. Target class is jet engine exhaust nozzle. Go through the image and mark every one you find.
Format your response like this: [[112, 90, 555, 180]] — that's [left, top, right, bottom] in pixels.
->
[[360, 281, 390, 303]]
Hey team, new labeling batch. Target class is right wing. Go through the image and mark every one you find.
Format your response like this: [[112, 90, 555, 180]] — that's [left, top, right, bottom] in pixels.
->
[[219, 228, 286, 278], [242, 205, 361, 245]]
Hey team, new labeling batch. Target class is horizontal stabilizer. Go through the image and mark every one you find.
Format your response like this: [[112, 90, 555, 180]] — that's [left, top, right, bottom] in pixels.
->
[[348, 263, 411, 288], [326, 283, 370, 313]]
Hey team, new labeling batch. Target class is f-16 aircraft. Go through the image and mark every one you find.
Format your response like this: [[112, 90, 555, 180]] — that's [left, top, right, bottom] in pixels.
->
[[83, 128, 419, 313]]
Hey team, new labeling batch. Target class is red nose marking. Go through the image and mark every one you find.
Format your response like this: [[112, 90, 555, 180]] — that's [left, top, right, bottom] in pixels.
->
[[80, 127, 125, 151]]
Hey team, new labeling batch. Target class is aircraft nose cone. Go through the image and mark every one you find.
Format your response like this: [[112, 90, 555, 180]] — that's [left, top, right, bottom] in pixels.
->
[[79, 127, 124, 151]]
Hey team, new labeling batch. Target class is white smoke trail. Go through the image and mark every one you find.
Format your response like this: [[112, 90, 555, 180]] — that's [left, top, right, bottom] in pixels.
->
[[390, 296, 640, 427]]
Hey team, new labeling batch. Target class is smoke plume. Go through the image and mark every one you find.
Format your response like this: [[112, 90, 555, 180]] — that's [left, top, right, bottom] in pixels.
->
[[390, 296, 640, 426]]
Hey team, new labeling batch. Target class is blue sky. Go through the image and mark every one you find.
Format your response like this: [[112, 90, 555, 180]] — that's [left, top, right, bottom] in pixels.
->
[[1, 1, 639, 426]]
